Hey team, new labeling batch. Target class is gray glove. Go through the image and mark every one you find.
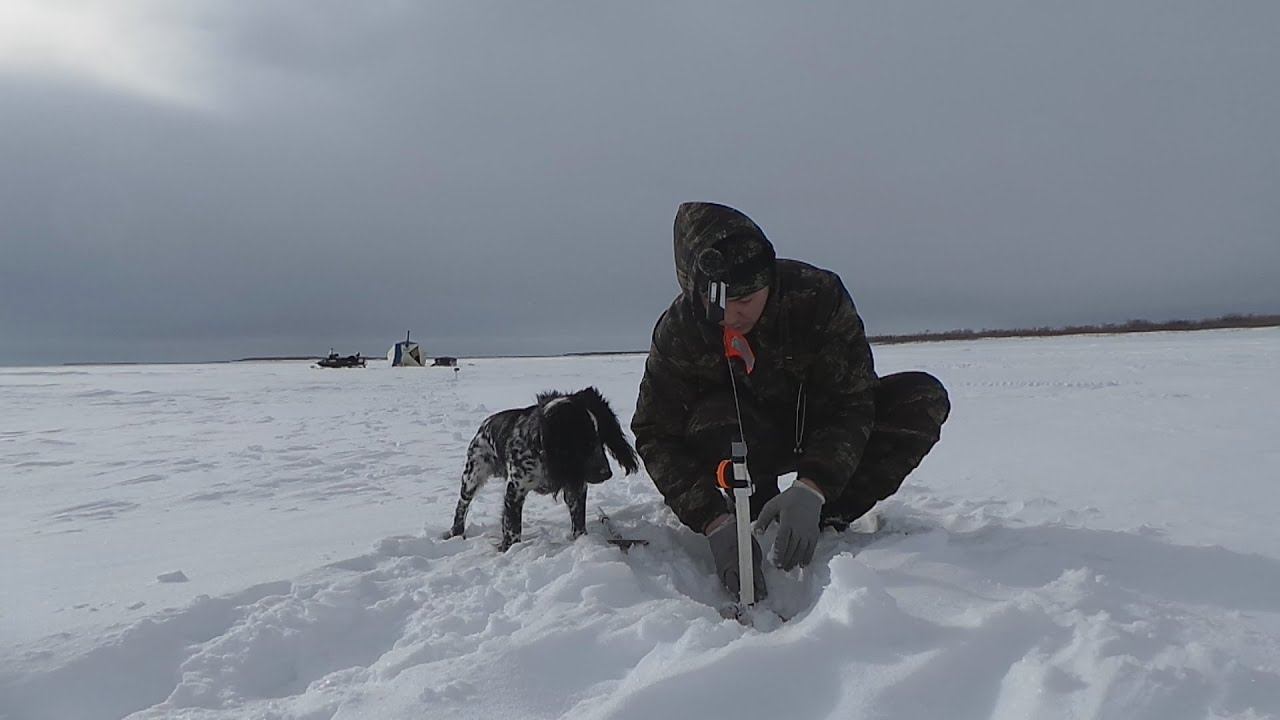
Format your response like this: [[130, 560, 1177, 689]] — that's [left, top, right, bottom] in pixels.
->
[[707, 519, 768, 601], [754, 483, 824, 570]]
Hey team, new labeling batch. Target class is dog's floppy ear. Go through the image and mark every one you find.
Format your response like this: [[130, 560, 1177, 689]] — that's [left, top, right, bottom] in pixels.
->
[[572, 386, 639, 475]]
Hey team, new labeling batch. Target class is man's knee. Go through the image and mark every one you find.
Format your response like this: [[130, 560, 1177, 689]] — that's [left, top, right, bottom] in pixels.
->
[[824, 373, 949, 526], [877, 371, 950, 430]]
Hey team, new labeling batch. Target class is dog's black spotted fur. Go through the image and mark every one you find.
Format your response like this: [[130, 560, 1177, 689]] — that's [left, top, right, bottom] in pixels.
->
[[445, 387, 639, 551]]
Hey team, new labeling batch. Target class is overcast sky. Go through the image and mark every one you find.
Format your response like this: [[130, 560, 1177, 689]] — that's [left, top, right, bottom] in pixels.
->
[[2, 1, 1277, 365]]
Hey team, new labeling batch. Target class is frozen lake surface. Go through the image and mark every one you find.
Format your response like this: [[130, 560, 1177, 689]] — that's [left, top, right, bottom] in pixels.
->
[[3, 328, 1279, 719]]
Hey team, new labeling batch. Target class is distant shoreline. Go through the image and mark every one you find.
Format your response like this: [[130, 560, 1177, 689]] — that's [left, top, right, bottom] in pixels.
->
[[576, 312, 1280, 353], [868, 313, 1280, 345], [47, 313, 1280, 367]]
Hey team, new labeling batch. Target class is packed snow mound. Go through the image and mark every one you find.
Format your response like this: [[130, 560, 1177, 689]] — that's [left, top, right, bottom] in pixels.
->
[[7, 513, 1280, 720]]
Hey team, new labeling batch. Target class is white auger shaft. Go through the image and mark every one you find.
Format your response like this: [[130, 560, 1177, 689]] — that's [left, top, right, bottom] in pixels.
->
[[731, 441, 754, 606], [733, 487, 753, 605]]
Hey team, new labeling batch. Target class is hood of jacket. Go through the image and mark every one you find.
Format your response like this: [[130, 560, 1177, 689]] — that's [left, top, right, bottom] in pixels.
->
[[672, 202, 776, 299]]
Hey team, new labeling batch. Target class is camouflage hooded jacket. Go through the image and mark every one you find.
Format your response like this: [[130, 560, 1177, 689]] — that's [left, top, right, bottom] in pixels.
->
[[632, 202, 879, 532]]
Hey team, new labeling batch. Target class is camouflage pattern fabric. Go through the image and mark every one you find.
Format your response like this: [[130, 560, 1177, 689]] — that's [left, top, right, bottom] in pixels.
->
[[632, 202, 949, 532], [666, 371, 949, 526], [674, 202, 776, 298], [817, 371, 949, 525]]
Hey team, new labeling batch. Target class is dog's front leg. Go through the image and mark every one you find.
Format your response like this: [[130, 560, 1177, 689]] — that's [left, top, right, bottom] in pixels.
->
[[499, 479, 528, 552], [566, 484, 587, 540]]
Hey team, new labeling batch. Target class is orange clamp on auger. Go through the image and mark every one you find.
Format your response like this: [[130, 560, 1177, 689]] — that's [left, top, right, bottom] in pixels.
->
[[716, 459, 734, 490]]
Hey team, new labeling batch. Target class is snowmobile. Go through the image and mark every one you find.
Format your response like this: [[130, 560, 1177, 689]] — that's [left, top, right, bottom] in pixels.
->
[[317, 351, 366, 368]]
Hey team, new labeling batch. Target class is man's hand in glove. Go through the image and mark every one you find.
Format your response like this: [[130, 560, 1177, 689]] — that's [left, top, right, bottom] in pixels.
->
[[754, 480, 825, 570], [705, 514, 768, 601]]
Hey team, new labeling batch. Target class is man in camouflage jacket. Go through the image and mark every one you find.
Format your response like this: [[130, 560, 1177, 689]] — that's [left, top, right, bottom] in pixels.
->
[[632, 202, 950, 600]]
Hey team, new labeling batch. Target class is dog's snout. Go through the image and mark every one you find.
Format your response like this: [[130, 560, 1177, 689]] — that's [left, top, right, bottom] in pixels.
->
[[589, 466, 613, 484]]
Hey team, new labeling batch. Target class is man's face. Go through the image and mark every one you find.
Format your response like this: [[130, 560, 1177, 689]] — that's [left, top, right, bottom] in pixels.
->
[[721, 286, 769, 334]]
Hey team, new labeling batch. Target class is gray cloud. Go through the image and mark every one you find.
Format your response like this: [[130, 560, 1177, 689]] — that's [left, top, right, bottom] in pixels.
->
[[2, 1, 1278, 364]]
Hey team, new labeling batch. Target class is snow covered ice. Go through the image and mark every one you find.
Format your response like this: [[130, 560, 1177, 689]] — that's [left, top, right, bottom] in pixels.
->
[[3, 329, 1280, 720]]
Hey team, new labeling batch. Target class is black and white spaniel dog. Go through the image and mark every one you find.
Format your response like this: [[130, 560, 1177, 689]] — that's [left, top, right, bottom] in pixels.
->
[[445, 387, 639, 551]]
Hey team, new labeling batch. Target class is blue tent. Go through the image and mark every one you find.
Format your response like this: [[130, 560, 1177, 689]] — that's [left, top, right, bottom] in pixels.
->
[[388, 331, 426, 367]]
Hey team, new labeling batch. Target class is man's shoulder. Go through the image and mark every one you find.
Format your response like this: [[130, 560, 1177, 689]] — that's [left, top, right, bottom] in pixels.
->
[[649, 295, 710, 357], [651, 294, 692, 336], [775, 259, 852, 319], [776, 258, 844, 292]]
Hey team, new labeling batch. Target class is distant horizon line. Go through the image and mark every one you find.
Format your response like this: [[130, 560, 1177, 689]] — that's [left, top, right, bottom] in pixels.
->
[[37, 312, 1278, 369]]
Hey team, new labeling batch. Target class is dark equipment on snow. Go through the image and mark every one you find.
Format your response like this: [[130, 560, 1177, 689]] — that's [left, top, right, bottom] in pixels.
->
[[317, 350, 366, 368], [597, 510, 648, 552]]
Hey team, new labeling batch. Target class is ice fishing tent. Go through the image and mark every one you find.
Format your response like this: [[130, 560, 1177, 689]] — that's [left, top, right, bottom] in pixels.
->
[[388, 332, 427, 367]]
